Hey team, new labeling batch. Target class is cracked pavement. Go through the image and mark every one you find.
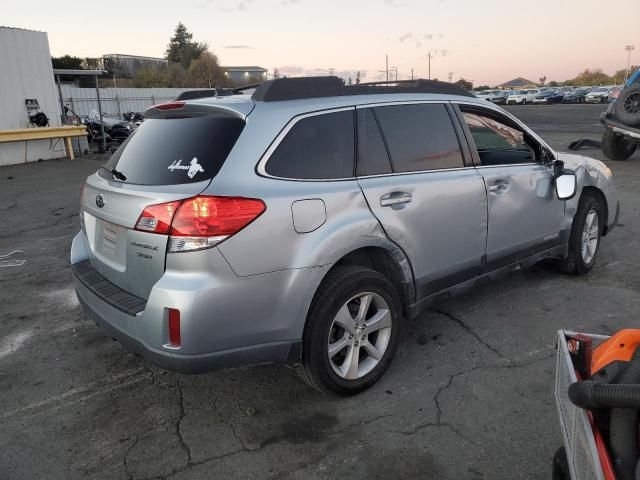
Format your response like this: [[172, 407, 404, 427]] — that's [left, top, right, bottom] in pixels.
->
[[1, 104, 640, 479]]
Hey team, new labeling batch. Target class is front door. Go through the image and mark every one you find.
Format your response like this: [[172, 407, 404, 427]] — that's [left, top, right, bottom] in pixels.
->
[[456, 105, 564, 270], [355, 103, 488, 300]]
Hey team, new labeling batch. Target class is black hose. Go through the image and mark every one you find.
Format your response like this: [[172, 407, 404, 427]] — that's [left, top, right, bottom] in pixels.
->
[[568, 349, 640, 480], [569, 381, 640, 408], [608, 350, 640, 480]]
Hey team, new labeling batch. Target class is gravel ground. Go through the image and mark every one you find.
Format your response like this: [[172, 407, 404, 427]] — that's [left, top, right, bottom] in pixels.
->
[[1, 103, 639, 480]]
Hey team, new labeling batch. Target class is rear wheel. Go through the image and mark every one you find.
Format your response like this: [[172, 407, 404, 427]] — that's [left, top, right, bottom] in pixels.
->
[[614, 85, 640, 126], [602, 128, 637, 161], [298, 266, 402, 395], [557, 193, 603, 275], [522, 99, 527, 105]]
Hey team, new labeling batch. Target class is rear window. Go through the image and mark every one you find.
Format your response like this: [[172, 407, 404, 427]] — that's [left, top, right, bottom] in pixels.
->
[[103, 115, 245, 185]]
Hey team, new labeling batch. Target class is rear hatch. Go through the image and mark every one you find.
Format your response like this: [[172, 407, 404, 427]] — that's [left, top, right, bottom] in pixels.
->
[[80, 102, 248, 299]]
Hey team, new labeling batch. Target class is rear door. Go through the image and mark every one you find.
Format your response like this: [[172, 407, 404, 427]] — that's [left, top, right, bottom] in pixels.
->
[[356, 103, 487, 300], [454, 104, 564, 270], [81, 111, 246, 298]]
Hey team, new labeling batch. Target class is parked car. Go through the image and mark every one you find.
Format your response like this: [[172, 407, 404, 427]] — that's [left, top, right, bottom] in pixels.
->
[[507, 89, 539, 105], [608, 86, 622, 102], [562, 87, 591, 104], [490, 90, 509, 104], [473, 90, 493, 101], [600, 68, 640, 160], [533, 89, 564, 104], [72, 76, 618, 395], [585, 86, 615, 103]]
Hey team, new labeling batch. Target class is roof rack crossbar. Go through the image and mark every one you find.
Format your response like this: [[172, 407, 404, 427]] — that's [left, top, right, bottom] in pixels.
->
[[251, 76, 474, 102]]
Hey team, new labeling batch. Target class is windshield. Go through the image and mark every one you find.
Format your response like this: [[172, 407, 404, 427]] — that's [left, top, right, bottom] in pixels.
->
[[103, 115, 245, 185], [593, 87, 608, 92]]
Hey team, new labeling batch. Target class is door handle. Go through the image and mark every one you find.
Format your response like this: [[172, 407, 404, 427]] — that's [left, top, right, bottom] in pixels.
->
[[380, 192, 412, 207], [488, 181, 509, 194]]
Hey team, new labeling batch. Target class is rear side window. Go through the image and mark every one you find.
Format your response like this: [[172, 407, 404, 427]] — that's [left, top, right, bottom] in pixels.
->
[[373, 104, 464, 172], [265, 110, 354, 179], [356, 109, 392, 176], [104, 116, 245, 185]]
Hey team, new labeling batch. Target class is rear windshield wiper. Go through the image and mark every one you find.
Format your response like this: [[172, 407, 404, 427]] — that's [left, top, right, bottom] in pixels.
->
[[101, 167, 127, 181]]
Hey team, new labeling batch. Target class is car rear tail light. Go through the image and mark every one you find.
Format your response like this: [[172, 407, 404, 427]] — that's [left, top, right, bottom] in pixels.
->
[[134, 196, 266, 253], [135, 201, 180, 234], [168, 308, 181, 347]]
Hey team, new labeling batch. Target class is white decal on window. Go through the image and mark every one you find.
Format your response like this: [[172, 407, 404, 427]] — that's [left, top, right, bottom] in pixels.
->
[[168, 157, 205, 179]]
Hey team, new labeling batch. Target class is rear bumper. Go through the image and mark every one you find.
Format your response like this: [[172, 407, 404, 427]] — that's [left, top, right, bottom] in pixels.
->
[[73, 275, 300, 373], [71, 231, 320, 373]]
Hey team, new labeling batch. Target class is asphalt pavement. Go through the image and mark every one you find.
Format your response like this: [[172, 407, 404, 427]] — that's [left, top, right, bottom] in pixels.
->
[[1, 103, 639, 480]]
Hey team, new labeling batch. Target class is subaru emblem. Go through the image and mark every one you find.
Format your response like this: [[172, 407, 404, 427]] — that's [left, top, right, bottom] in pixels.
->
[[95, 194, 105, 208]]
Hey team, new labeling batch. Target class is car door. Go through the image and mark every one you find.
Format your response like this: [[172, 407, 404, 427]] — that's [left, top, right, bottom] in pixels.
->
[[356, 103, 488, 300], [454, 103, 564, 270]]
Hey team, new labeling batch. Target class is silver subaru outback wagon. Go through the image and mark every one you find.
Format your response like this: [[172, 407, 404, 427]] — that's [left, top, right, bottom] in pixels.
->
[[72, 77, 618, 395]]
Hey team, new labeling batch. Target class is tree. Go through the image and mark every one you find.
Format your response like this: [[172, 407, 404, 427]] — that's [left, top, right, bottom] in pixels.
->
[[548, 80, 559, 87], [569, 69, 613, 86], [355, 70, 361, 84], [52, 55, 83, 70], [82, 57, 102, 70], [539, 76, 547, 86], [165, 22, 208, 70], [454, 78, 473, 90], [272, 68, 281, 79], [167, 63, 188, 87], [134, 67, 168, 87], [188, 50, 224, 88], [612, 65, 639, 84], [474, 85, 491, 91], [347, 77, 352, 85]]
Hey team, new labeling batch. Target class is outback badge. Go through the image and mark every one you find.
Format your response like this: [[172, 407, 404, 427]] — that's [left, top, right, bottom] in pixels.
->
[[95, 194, 105, 208]]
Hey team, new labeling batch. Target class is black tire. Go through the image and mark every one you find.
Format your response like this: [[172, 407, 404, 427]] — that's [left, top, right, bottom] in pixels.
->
[[613, 85, 640, 127], [298, 265, 402, 395], [522, 99, 527, 105], [602, 128, 637, 161], [557, 193, 603, 275], [552, 447, 570, 480]]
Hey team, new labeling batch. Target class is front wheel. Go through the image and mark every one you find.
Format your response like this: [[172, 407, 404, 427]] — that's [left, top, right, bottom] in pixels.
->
[[557, 193, 603, 274], [298, 266, 402, 395], [613, 85, 640, 126], [602, 128, 637, 161], [522, 99, 527, 105]]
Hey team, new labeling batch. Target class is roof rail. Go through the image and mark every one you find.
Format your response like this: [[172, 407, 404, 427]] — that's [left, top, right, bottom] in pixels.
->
[[251, 76, 474, 102]]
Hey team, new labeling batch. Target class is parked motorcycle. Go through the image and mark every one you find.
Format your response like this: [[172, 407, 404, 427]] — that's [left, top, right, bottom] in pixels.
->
[[85, 110, 132, 144]]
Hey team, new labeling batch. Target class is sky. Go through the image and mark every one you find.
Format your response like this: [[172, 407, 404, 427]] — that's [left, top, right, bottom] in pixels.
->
[[4, 0, 640, 86]]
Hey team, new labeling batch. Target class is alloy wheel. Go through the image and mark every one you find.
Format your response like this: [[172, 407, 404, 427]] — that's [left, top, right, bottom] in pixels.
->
[[623, 92, 640, 115], [581, 209, 599, 264], [327, 292, 392, 380]]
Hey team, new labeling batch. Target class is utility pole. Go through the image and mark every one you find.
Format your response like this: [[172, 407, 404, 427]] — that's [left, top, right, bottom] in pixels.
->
[[328, 67, 335, 76], [624, 45, 635, 83], [427, 53, 432, 80], [411, 68, 414, 80], [448, 72, 454, 83], [385, 54, 389, 83], [390, 67, 398, 82]]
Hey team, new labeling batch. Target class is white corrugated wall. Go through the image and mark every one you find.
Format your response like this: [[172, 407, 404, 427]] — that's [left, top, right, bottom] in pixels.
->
[[0, 27, 63, 166], [61, 86, 209, 117]]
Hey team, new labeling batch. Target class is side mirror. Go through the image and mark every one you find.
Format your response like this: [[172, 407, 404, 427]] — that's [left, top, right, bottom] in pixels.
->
[[556, 173, 576, 200]]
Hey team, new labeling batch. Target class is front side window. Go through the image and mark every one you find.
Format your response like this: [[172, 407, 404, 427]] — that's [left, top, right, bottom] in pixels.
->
[[265, 110, 354, 179], [461, 110, 535, 166], [373, 103, 464, 172]]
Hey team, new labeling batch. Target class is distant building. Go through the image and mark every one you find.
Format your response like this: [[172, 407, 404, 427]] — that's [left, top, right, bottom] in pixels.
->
[[498, 77, 538, 89], [222, 66, 268, 86], [103, 54, 168, 78]]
